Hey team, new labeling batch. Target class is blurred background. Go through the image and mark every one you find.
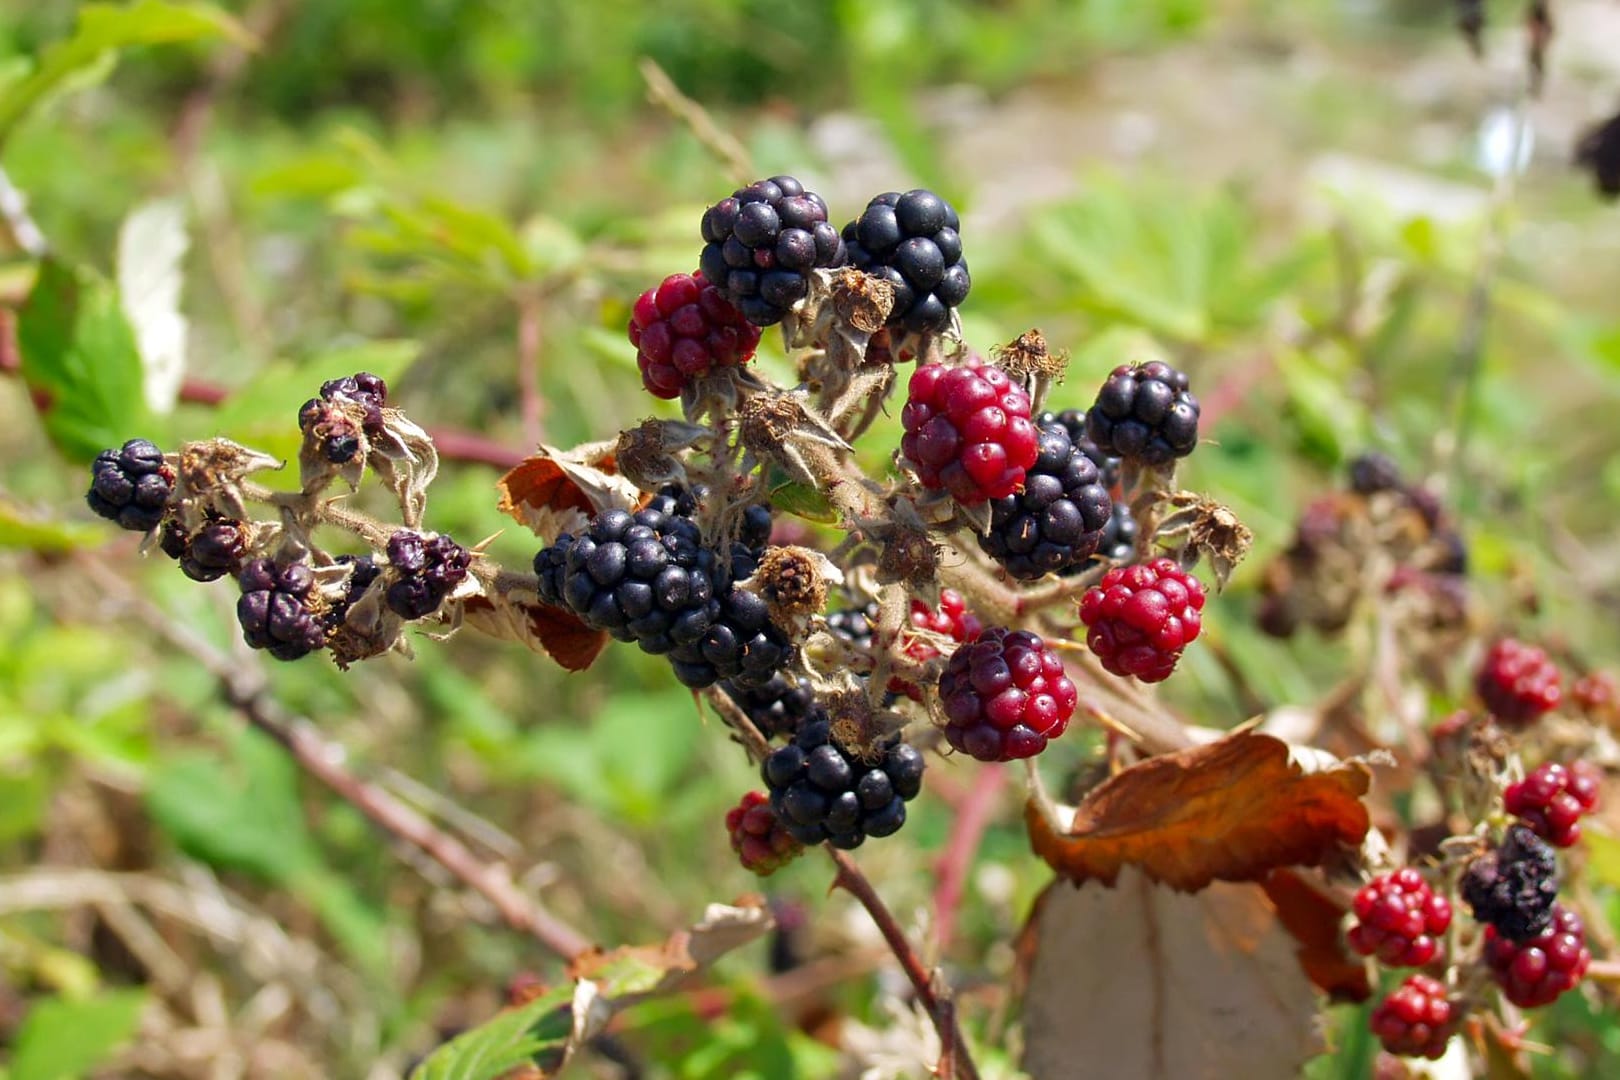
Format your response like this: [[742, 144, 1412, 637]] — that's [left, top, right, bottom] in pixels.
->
[[1, 0, 1619, 1076]]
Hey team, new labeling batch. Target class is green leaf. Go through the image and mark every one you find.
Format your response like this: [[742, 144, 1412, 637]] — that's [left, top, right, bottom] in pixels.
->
[[0, 2, 251, 148], [15, 259, 151, 463], [0, 500, 104, 553], [411, 984, 577, 1080], [9, 990, 147, 1080], [768, 480, 837, 524]]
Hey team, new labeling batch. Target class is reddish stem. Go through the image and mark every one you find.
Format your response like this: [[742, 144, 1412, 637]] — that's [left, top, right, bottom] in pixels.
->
[[932, 763, 1007, 954]]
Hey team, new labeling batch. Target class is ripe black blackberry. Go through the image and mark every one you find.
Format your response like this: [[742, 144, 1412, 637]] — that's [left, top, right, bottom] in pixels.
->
[[1461, 824, 1560, 942], [236, 558, 326, 661], [842, 189, 970, 333], [1048, 409, 1120, 490], [722, 674, 816, 739], [762, 716, 925, 849], [1085, 361, 1200, 466], [825, 604, 877, 655], [1093, 501, 1138, 564], [699, 175, 845, 326], [978, 416, 1112, 579], [87, 439, 172, 532], [161, 519, 249, 582], [384, 531, 472, 619]]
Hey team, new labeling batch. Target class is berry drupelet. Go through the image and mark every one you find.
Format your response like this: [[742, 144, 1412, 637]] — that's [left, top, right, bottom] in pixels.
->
[[87, 439, 172, 531], [236, 558, 327, 661], [699, 175, 845, 326], [900, 355, 1038, 504], [841, 189, 970, 333], [1369, 975, 1457, 1060], [1461, 824, 1560, 943], [1085, 361, 1200, 467], [1504, 762, 1601, 848], [1347, 869, 1452, 967], [762, 716, 925, 849], [628, 271, 761, 399], [1079, 558, 1207, 682], [384, 531, 472, 619], [978, 415, 1112, 579], [1484, 903, 1590, 1008], [938, 628, 1076, 762], [726, 791, 805, 876], [1475, 638, 1561, 726]]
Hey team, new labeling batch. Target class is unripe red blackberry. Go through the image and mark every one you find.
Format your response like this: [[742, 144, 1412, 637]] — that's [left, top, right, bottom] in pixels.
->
[[900, 355, 1038, 504], [1369, 974, 1457, 1060], [1484, 903, 1590, 1008], [978, 416, 1113, 579], [1504, 761, 1602, 848], [1461, 824, 1559, 942], [385, 531, 472, 619], [628, 271, 761, 399], [726, 790, 804, 875], [1348, 869, 1452, 967], [1571, 671, 1619, 726], [1079, 558, 1207, 682], [841, 189, 970, 333], [938, 628, 1076, 761], [1084, 361, 1200, 466], [87, 439, 172, 532], [1475, 638, 1561, 726], [236, 558, 326, 661], [762, 717, 924, 849], [699, 175, 845, 326]]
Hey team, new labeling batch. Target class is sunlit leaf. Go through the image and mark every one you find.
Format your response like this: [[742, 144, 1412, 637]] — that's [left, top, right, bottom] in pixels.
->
[[9, 990, 147, 1080]]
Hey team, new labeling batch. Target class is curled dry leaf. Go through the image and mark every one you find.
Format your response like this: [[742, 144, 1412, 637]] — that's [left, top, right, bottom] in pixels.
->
[[566, 899, 773, 1011], [461, 594, 608, 672], [1022, 869, 1324, 1080], [1026, 729, 1371, 891], [496, 441, 641, 542]]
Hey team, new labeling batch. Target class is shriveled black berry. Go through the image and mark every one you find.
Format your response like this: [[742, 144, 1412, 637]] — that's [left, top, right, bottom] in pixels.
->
[[385, 531, 471, 619], [175, 520, 248, 582], [318, 371, 388, 435], [843, 189, 969, 333], [1085, 361, 1200, 467], [236, 558, 325, 661], [1348, 452, 1403, 495], [700, 175, 845, 326], [721, 674, 815, 739], [1461, 824, 1560, 942], [762, 716, 924, 849], [979, 416, 1112, 579], [86, 439, 172, 532]]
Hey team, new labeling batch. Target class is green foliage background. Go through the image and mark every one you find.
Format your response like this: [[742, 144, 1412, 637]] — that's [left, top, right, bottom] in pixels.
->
[[1, 0, 1618, 1076]]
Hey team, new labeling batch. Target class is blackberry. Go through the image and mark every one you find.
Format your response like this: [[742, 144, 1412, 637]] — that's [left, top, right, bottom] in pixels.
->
[[1475, 638, 1561, 726], [900, 355, 1039, 504], [236, 558, 326, 661], [325, 554, 381, 631], [1484, 904, 1591, 1008], [164, 519, 248, 582], [826, 604, 876, 654], [722, 674, 816, 739], [1347, 869, 1452, 968], [1047, 409, 1121, 490], [841, 189, 970, 333], [1348, 452, 1403, 495], [762, 716, 925, 849], [1460, 824, 1559, 942], [1093, 501, 1138, 564], [319, 372, 388, 435], [298, 371, 389, 465], [978, 416, 1112, 579], [1079, 558, 1207, 682], [87, 439, 172, 531], [628, 271, 761, 399], [726, 790, 804, 876], [938, 628, 1076, 761], [1085, 361, 1200, 466], [699, 175, 845, 326], [1370, 974, 1457, 1060], [1504, 761, 1602, 849], [1572, 671, 1620, 726], [384, 531, 472, 619]]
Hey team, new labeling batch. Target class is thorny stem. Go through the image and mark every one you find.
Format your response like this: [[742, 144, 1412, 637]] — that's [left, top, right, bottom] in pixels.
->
[[828, 849, 982, 1080], [79, 557, 594, 961]]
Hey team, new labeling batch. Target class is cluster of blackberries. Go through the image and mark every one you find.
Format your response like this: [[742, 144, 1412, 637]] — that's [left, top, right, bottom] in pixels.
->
[[900, 355, 1038, 504], [1079, 558, 1206, 682], [937, 628, 1075, 762], [842, 190, 970, 333], [299, 371, 388, 465], [977, 414, 1112, 579], [535, 490, 788, 689], [628, 271, 762, 399], [236, 558, 327, 661], [699, 176, 846, 326], [762, 716, 924, 850], [384, 531, 472, 619], [87, 438, 172, 532], [1085, 362, 1200, 467], [160, 518, 248, 582]]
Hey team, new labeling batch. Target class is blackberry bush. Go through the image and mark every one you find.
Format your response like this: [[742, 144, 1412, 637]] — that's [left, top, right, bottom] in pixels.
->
[[978, 415, 1112, 579], [762, 717, 924, 850], [86, 438, 172, 531], [900, 354, 1038, 504], [841, 189, 970, 333], [699, 175, 844, 326]]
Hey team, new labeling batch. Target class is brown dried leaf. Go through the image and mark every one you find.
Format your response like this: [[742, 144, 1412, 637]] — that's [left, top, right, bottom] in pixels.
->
[[461, 595, 608, 672], [496, 441, 640, 541], [1027, 729, 1371, 890], [566, 899, 773, 1009], [1262, 868, 1372, 1002], [1023, 870, 1323, 1080]]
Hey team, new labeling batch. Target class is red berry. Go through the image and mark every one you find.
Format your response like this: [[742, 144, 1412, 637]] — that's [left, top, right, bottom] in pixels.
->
[[1078, 558, 1206, 682], [892, 588, 984, 701], [1475, 638, 1561, 726], [938, 628, 1077, 761], [1484, 903, 1590, 1008], [628, 271, 761, 399], [900, 355, 1039, 504], [725, 790, 804, 876], [1347, 869, 1452, 967], [1369, 974, 1458, 1060], [1572, 671, 1620, 726], [1505, 761, 1602, 847]]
